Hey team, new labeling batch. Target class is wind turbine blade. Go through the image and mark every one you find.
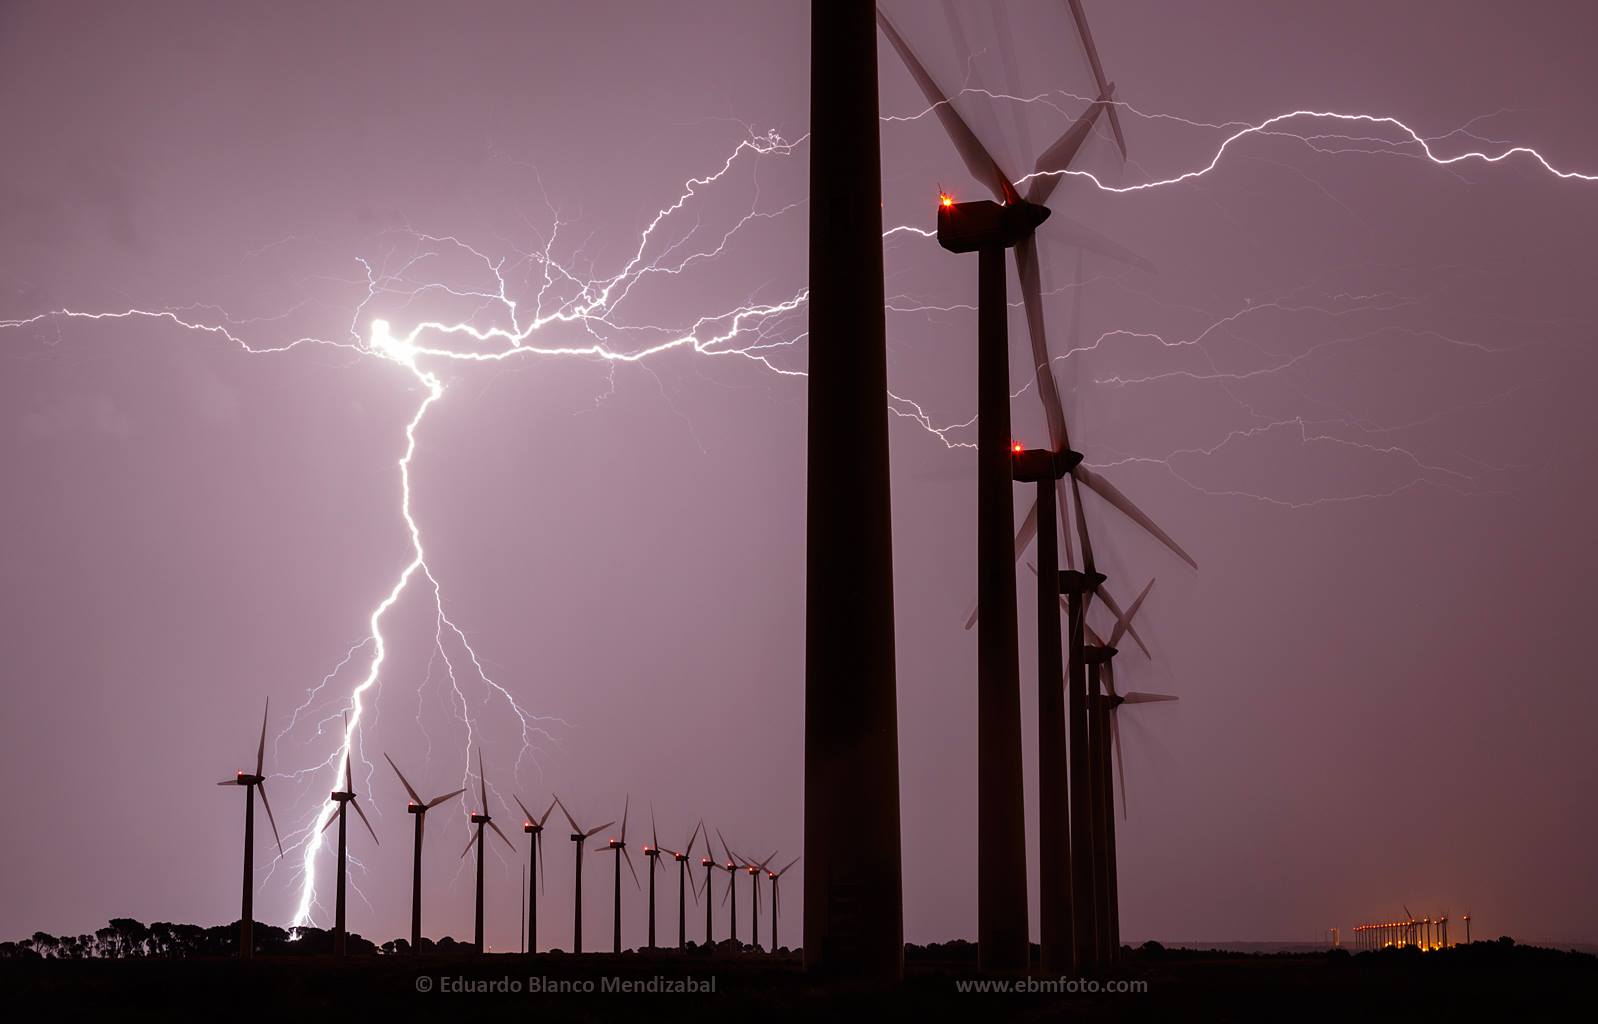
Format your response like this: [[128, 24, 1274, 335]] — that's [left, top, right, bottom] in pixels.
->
[[1040, 215, 1156, 273], [1084, 622, 1106, 648], [650, 804, 658, 853], [1075, 464, 1197, 570], [624, 847, 640, 889], [1065, 0, 1127, 157], [1110, 707, 1128, 820], [489, 819, 515, 851], [461, 830, 479, 860], [384, 753, 423, 805], [321, 808, 338, 835], [1068, 471, 1097, 584], [255, 699, 269, 778], [686, 820, 702, 859], [351, 797, 380, 845], [721, 876, 732, 907], [1122, 692, 1178, 704], [1027, 92, 1113, 208], [553, 795, 581, 834], [514, 794, 535, 825], [1013, 495, 1041, 563], [1094, 584, 1151, 659], [586, 821, 615, 839], [538, 797, 558, 827], [965, 498, 1041, 631], [876, 8, 1019, 204], [938, 0, 1016, 197], [476, 750, 487, 817], [1015, 236, 1072, 456], [689, 869, 701, 906], [620, 795, 630, 844], [218, 777, 240, 786], [716, 828, 735, 867], [256, 782, 284, 859], [988, 0, 1035, 172], [427, 788, 466, 810], [537, 833, 546, 894], [1108, 577, 1156, 650], [777, 856, 801, 877]]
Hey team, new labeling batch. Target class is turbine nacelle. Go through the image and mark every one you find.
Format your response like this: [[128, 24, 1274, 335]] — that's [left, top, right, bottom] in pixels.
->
[[1058, 569, 1107, 596], [470, 812, 491, 825], [936, 198, 1050, 254], [1084, 644, 1118, 666], [523, 822, 541, 834], [406, 801, 424, 815], [232, 771, 264, 786], [1012, 447, 1082, 482], [607, 839, 626, 850]]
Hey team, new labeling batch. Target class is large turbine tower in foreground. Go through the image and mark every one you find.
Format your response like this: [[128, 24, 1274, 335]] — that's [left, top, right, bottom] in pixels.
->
[[803, 0, 904, 981]]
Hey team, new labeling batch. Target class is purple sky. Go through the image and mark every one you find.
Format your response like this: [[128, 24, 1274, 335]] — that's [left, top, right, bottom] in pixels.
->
[[3, 1, 1596, 951]]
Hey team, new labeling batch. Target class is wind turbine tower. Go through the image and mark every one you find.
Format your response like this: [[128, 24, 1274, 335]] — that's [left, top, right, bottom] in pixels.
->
[[803, 0, 905, 981]]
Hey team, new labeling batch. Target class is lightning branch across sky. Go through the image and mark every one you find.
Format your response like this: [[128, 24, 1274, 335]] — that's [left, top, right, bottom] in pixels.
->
[[3, 88, 1593, 927]]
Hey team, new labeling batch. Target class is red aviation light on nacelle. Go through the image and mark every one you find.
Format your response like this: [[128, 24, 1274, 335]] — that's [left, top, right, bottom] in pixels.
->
[[939, 193, 954, 208], [1012, 441, 1024, 454]]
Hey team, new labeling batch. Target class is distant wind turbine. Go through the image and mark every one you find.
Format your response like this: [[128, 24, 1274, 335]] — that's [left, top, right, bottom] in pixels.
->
[[459, 750, 515, 954], [217, 698, 284, 960], [513, 793, 557, 954], [659, 820, 704, 950], [597, 796, 640, 953], [385, 753, 464, 953], [322, 733, 379, 957], [553, 796, 613, 954], [767, 856, 800, 954]]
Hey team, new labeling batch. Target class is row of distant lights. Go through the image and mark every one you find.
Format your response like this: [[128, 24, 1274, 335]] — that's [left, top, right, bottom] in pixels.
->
[[1353, 920, 1454, 951]]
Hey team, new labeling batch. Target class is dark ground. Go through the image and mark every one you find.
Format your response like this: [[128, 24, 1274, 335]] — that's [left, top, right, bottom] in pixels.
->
[[5, 940, 1595, 1020]]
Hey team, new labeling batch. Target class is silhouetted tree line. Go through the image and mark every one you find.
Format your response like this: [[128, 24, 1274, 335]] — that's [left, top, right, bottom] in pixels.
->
[[0, 920, 485, 959]]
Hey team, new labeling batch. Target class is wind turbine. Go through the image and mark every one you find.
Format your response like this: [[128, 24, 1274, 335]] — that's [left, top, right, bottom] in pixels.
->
[[699, 829, 718, 946], [459, 750, 515, 954], [767, 856, 800, 954], [322, 737, 379, 957], [1083, 580, 1170, 964], [597, 796, 640, 953], [513, 794, 557, 954], [384, 753, 463, 953], [877, 2, 1191, 975], [217, 698, 283, 960], [553, 797, 613, 954], [804, 0, 905, 983], [1462, 911, 1471, 944], [715, 831, 741, 945], [658, 820, 704, 950], [731, 845, 778, 951]]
